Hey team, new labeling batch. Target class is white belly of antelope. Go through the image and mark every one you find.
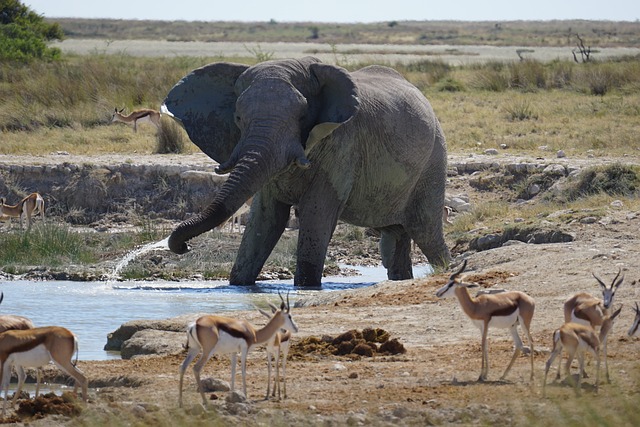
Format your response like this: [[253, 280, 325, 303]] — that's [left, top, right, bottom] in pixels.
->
[[472, 310, 519, 330], [212, 331, 246, 355], [6, 344, 51, 367]]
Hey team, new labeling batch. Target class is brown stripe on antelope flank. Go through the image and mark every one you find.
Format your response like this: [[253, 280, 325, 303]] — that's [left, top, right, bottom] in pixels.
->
[[492, 304, 518, 317], [216, 322, 250, 340], [0, 331, 48, 359]]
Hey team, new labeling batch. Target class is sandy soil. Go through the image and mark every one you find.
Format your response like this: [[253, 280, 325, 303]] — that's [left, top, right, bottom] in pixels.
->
[[2, 153, 640, 426]]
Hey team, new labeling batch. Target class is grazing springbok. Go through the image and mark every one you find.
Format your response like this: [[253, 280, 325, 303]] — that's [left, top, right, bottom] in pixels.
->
[[628, 302, 640, 337], [178, 292, 298, 407], [0, 192, 45, 229], [257, 302, 292, 400], [435, 260, 535, 382], [562, 269, 624, 382], [0, 326, 88, 415], [111, 107, 161, 132], [543, 306, 622, 397]]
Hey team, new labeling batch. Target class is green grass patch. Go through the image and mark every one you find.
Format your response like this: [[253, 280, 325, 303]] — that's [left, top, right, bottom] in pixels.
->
[[0, 222, 95, 267]]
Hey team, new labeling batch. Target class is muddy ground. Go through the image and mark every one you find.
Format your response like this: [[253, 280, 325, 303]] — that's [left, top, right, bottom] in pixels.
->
[[1, 153, 640, 426]]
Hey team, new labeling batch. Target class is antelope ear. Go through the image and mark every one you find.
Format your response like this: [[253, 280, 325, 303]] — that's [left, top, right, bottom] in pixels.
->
[[611, 305, 623, 319]]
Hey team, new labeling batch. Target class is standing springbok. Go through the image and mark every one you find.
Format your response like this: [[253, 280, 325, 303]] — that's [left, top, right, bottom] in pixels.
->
[[543, 306, 622, 397], [562, 269, 624, 382], [257, 302, 293, 400], [219, 197, 253, 233], [111, 107, 161, 132], [628, 302, 640, 337], [179, 292, 298, 407], [0, 192, 45, 229], [0, 326, 88, 415], [435, 260, 535, 382]]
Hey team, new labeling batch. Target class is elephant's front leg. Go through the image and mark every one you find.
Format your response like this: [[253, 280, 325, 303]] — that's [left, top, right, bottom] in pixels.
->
[[294, 199, 342, 287], [229, 191, 291, 286]]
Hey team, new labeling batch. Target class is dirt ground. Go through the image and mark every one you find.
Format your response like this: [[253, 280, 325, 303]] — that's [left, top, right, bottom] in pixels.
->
[[2, 153, 640, 426]]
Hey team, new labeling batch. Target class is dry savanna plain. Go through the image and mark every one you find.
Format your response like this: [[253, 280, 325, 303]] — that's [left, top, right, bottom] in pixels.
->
[[1, 19, 640, 426]]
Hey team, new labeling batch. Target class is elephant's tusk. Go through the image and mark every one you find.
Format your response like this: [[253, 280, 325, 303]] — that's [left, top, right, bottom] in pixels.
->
[[295, 157, 311, 169], [215, 164, 233, 174]]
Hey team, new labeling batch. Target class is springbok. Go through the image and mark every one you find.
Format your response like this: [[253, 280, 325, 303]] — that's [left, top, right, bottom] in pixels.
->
[[257, 302, 292, 400], [0, 326, 88, 415], [219, 197, 253, 233], [562, 269, 624, 382], [111, 107, 161, 132], [178, 292, 298, 407], [543, 306, 622, 397], [0, 192, 45, 229], [628, 302, 640, 337], [435, 259, 535, 382], [0, 292, 40, 408]]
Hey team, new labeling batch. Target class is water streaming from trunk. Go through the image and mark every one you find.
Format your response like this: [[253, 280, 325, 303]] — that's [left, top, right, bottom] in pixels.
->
[[110, 237, 170, 280]]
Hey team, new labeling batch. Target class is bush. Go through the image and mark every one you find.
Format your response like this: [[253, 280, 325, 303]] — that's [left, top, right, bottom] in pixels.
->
[[155, 118, 186, 154], [0, 0, 64, 61], [565, 164, 639, 201]]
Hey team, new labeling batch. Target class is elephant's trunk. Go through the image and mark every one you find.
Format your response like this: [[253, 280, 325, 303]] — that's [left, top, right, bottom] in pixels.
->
[[168, 143, 281, 254]]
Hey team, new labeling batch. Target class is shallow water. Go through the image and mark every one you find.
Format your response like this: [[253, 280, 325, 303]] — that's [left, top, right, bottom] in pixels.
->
[[0, 265, 432, 361]]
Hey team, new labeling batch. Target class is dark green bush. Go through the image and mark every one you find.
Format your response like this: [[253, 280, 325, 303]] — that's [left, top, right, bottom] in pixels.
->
[[0, 0, 64, 61]]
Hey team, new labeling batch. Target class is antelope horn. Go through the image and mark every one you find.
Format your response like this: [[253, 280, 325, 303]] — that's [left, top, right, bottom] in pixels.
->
[[449, 259, 468, 281], [592, 272, 607, 289], [613, 268, 624, 289]]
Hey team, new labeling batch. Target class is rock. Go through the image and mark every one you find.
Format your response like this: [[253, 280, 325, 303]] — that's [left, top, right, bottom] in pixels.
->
[[528, 183, 541, 196], [474, 234, 502, 251], [225, 391, 246, 403], [610, 200, 624, 209], [557, 150, 566, 158], [105, 314, 201, 351], [120, 329, 185, 359], [484, 148, 499, 155], [580, 216, 598, 224], [543, 164, 566, 177], [201, 378, 231, 392]]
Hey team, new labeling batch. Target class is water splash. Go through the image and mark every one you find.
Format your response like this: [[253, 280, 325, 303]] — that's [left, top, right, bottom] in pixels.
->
[[108, 237, 170, 280]]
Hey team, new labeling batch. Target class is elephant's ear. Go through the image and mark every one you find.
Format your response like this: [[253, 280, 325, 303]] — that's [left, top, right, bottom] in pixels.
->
[[306, 63, 360, 152], [162, 62, 249, 164]]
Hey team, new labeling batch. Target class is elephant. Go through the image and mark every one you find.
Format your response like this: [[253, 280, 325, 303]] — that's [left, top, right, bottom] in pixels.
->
[[162, 56, 450, 287]]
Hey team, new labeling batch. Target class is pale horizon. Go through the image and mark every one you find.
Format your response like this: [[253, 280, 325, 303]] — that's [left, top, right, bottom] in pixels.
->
[[25, 0, 640, 23]]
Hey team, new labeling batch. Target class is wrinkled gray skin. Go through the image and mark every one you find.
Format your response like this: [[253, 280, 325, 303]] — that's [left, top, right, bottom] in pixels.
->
[[164, 56, 450, 287]]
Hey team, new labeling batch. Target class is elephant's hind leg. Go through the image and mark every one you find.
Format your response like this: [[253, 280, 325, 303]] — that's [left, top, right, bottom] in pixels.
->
[[379, 226, 413, 280]]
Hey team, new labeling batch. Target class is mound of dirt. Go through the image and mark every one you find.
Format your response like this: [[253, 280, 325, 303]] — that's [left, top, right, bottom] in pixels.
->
[[291, 327, 405, 360], [16, 392, 82, 420]]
